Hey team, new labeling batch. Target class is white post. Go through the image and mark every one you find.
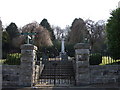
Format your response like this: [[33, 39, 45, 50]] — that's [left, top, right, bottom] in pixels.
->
[[61, 34, 65, 53]]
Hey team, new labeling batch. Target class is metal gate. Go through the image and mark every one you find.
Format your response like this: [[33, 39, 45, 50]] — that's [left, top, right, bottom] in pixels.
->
[[37, 56, 75, 86]]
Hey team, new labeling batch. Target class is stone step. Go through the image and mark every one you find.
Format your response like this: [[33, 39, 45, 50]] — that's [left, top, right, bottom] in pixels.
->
[[41, 74, 74, 77], [41, 69, 74, 72], [40, 72, 74, 75], [44, 64, 73, 68], [40, 75, 74, 79], [41, 71, 74, 75], [42, 70, 74, 75], [40, 60, 74, 80]]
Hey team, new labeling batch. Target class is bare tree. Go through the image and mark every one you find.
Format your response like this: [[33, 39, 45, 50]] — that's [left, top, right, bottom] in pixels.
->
[[85, 19, 106, 52], [68, 18, 88, 44], [52, 26, 63, 40], [12, 22, 53, 48]]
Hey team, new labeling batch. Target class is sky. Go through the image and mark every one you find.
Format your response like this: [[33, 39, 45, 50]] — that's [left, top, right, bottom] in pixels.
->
[[0, 0, 120, 29]]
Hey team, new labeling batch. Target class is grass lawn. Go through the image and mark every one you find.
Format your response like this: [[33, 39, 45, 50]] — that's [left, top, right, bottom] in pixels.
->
[[0, 59, 6, 65], [99, 56, 120, 65], [1, 57, 120, 65]]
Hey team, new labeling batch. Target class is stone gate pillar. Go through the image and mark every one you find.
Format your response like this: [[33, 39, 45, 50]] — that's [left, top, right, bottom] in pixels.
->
[[0, 20, 2, 90], [20, 44, 37, 87], [0, 20, 2, 59], [74, 43, 90, 86]]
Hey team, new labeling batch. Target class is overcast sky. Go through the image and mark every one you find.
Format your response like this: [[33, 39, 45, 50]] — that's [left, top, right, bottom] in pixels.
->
[[0, 0, 120, 29]]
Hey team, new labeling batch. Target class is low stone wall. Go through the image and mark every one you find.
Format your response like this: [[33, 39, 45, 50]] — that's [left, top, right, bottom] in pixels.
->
[[2, 64, 44, 87], [74, 43, 120, 86], [2, 44, 45, 87], [90, 65, 120, 84], [2, 65, 20, 87]]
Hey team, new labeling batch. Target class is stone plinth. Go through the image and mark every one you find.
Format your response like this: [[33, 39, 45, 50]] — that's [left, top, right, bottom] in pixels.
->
[[74, 43, 90, 86], [20, 44, 37, 87]]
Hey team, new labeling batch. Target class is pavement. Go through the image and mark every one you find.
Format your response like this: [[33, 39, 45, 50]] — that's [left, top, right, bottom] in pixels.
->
[[2, 83, 120, 90], [1, 87, 120, 90]]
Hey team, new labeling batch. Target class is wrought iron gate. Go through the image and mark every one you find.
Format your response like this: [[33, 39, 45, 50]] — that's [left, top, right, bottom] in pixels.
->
[[37, 56, 75, 86]]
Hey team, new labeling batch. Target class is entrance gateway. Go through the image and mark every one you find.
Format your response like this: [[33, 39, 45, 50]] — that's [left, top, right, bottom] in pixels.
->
[[35, 34, 75, 87], [37, 58, 75, 86]]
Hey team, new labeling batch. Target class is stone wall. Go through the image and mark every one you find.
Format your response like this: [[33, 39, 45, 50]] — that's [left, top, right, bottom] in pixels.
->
[[2, 44, 44, 87], [90, 65, 120, 84], [2, 64, 44, 88], [2, 65, 20, 87], [2, 43, 120, 87], [74, 43, 120, 86]]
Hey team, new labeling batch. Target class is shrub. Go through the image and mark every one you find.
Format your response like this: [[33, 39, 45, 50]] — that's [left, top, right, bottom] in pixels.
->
[[89, 53, 102, 65], [4, 53, 21, 65]]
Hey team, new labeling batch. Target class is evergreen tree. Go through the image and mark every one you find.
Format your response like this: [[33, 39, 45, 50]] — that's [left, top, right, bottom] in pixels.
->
[[106, 8, 120, 60], [40, 18, 55, 40], [2, 31, 10, 46], [6, 22, 19, 40], [2, 31, 10, 58]]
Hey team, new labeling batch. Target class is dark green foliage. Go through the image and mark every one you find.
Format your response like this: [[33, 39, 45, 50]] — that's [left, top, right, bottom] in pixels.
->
[[106, 8, 120, 60], [2, 31, 11, 58], [65, 43, 75, 57], [39, 45, 60, 58], [52, 40, 61, 51], [3, 23, 20, 59], [38, 41, 75, 58], [4, 53, 21, 65], [2, 31, 10, 45], [40, 18, 55, 40], [2, 31, 10, 49], [2, 31, 21, 59], [6, 22, 20, 39], [89, 53, 102, 65], [38, 40, 61, 58]]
